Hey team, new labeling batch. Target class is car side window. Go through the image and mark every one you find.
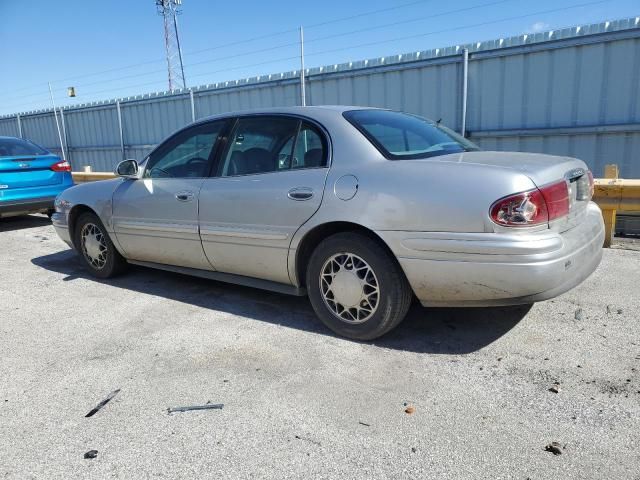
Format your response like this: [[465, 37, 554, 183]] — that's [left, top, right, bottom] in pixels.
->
[[220, 116, 299, 177], [291, 122, 327, 169], [219, 116, 327, 176], [144, 121, 225, 178]]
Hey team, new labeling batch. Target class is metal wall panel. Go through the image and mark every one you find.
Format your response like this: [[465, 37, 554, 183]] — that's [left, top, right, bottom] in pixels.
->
[[0, 118, 19, 137], [471, 132, 640, 177], [466, 37, 640, 132], [63, 105, 120, 168], [121, 95, 191, 145], [1, 16, 638, 176], [69, 147, 121, 172], [20, 113, 61, 151], [306, 62, 461, 128], [195, 81, 299, 119]]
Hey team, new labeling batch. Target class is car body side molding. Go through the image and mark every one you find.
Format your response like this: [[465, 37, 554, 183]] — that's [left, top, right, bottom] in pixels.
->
[[127, 259, 307, 296]]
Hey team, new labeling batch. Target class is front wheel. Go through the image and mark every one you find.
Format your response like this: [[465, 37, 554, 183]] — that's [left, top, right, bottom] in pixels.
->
[[74, 212, 127, 279], [306, 232, 413, 340]]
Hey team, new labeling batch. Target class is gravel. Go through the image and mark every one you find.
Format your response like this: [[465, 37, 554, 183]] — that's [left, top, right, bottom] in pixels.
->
[[1, 215, 639, 479]]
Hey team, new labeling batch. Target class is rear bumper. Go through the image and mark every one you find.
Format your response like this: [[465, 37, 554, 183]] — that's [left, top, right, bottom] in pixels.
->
[[377, 202, 605, 307], [0, 196, 55, 217], [0, 174, 73, 218]]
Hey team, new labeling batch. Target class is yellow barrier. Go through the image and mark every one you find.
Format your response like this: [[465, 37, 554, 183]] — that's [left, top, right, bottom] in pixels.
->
[[72, 165, 638, 248], [71, 172, 116, 183], [592, 164, 640, 247]]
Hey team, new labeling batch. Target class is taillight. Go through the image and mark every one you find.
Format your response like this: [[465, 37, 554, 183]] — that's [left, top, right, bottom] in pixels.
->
[[51, 160, 71, 172], [539, 180, 570, 220], [490, 189, 549, 227], [490, 180, 569, 227]]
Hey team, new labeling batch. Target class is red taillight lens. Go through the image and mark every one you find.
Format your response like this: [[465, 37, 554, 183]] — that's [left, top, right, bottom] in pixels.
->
[[490, 180, 570, 227], [490, 189, 549, 226], [51, 160, 71, 172], [539, 180, 570, 221]]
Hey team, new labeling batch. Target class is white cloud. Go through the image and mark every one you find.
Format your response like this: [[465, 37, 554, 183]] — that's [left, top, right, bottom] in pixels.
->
[[530, 21, 551, 33]]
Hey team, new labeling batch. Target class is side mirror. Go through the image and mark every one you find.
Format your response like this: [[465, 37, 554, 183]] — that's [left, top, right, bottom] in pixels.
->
[[115, 159, 138, 178]]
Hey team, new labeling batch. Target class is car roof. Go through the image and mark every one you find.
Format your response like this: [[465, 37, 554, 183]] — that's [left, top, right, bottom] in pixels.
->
[[198, 105, 381, 122]]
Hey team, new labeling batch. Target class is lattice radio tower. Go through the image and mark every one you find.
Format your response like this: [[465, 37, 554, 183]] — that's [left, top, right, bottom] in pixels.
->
[[156, 0, 187, 91]]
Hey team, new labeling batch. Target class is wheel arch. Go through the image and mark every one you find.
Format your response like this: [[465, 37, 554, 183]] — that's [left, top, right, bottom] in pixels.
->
[[67, 204, 124, 256], [293, 221, 401, 288], [68, 204, 98, 250]]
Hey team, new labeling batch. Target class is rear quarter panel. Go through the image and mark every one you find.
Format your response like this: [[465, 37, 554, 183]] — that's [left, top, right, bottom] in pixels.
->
[[288, 115, 539, 284], [291, 116, 538, 236]]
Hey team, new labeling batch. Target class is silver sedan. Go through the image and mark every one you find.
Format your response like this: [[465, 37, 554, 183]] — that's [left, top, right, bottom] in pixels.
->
[[52, 106, 604, 340]]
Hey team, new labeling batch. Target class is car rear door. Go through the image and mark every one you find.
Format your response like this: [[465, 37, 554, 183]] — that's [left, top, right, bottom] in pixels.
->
[[111, 120, 229, 269], [198, 115, 330, 284]]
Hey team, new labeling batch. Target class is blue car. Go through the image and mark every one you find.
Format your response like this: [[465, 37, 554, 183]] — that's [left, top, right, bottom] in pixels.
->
[[0, 136, 73, 218]]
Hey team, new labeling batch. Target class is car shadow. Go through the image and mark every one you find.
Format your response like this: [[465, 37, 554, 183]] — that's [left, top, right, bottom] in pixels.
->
[[31, 249, 531, 354], [0, 214, 51, 232]]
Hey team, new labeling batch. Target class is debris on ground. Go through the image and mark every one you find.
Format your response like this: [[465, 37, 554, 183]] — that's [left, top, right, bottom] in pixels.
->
[[167, 403, 224, 414], [358, 421, 371, 427], [85, 389, 121, 418], [574, 308, 583, 321], [295, 435, 321, 446], [83, 450, 98, 459], [544, 442, 563, 455], [411, 447, 417, 453], [549, 383, 561, 394], [405, 405, 416, 414]]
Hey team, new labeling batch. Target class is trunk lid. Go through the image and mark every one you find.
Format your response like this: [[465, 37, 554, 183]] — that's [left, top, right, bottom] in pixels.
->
[[0, 154, 64, 189], [433, 151, 586, 186], [431, 151, 592, 232]]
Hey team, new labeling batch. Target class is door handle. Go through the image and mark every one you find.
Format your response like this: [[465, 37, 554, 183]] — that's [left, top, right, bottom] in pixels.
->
[[175, 191, 195, 202], [287, 187, 314, 201]]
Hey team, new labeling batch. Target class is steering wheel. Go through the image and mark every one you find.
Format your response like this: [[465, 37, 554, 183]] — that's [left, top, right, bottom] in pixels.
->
[[149, 166, 172, 178], [185, 157, 208, 176]]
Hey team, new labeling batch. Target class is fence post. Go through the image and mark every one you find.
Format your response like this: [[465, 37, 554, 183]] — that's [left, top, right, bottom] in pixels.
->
[[116, 101, 125, 161], [602, 164, 619, 248], [59, 108, 70, 164], [189, 89, 196, 122], [299, 26, 306, 107], [460, 48, 469, 137], [16, 114, 23, 138]]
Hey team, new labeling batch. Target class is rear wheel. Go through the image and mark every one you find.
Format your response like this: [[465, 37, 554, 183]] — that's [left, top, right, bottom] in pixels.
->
[[306, 232, 413, 340], [74, 212, 127, 279]]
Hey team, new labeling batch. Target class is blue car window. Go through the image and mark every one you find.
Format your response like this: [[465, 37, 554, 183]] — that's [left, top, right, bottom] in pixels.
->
[[0, 138, 49, 157]]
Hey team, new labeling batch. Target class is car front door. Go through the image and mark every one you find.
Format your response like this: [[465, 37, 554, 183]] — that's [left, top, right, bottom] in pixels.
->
[[112, 120, 228, 269], [198, 115, 330, 284]]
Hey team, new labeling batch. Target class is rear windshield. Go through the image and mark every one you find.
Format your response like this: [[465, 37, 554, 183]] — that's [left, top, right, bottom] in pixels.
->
[[0, 138, 49, 157], [343, 109, 479, 160]]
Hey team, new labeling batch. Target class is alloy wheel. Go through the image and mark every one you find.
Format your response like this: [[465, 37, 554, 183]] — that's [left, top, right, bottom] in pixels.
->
[[80, 222, 108, 270], [319, 252, 380, 324]]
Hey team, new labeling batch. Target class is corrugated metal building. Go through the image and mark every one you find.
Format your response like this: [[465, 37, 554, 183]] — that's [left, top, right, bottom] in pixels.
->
[[1, 16, 639, 176]]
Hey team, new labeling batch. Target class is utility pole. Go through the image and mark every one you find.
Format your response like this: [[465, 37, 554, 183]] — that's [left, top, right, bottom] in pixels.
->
[[156, 0, 187, 91]]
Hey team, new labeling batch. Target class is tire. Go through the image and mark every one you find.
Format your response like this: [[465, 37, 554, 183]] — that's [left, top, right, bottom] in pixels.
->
[[74, 212, 127, 279], [306, 232, 413, 340]]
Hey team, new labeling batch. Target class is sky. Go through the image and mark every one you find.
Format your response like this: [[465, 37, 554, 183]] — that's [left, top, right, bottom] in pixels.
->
[[0, 0, 638, 115]]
